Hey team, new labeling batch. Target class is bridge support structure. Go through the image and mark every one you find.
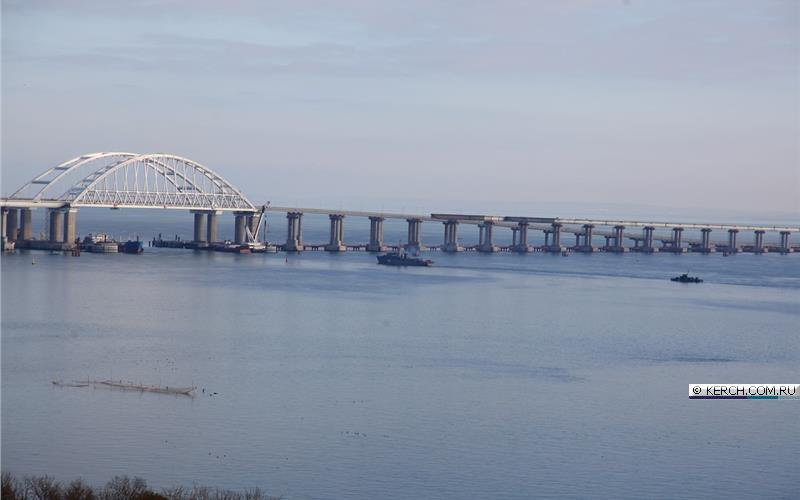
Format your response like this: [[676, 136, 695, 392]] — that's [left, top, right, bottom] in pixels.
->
[[193, 211, 207, 243], [513, 222, 531, 253], [779, 231, 792, 254], [5, 208, 18, 242], [405, 218, 425, 251], [544, 222, 566, 252], [638, 226, 658, 253], [605, 225, 627, 253], [207, 211, 220, 243], [726, 229, 739, 254], [48, 208, 63, 243], [753, 230, 766, 254], [573, 224, 595, 252], [441, 220, 463, 252], [233, 212, 251, 245], [478, 221, 498, 253], [663, 227, 686, 253], [285, 212, 304, 252], [63, 208, 78, 246], [694, 228, 714, 253], [367, 216, 387, 252], [20, 208, 32, 241], [325, 214, 346, 252]]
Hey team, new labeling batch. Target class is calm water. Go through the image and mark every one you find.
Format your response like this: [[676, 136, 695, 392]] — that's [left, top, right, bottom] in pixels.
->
[[2, 211, 799, 499]]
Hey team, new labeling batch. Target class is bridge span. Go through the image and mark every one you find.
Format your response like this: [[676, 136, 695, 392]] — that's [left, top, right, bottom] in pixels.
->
[[1, 152, 797, 255]]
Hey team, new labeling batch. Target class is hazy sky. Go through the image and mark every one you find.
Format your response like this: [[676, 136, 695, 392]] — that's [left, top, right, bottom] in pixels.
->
[[2, 0, 798, 217]]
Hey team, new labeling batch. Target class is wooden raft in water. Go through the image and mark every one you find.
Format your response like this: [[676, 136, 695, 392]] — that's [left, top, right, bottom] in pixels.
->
[[52, 379, 196, 396]]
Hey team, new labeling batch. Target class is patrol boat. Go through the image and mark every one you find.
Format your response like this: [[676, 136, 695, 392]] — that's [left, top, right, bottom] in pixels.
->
[[671, 273, 703, 283]]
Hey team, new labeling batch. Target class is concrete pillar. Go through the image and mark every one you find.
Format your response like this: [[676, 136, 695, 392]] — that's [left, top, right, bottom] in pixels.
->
[[285, 212, 304, 251], [63, 208, 78, 246], [246, 214, 259, 242], [406, 218, 423, 250], [0, 208, 6, 245], [779, 231, 791, 253], [442, 220, 462, 252], [193, 212, 207, 242], [641, 226, 657, 253], [612, 225, 626, 252], [368, 216, 386, 252], [325, 214, 345, 252], [478, 221, 498, 252], [6, 208, 18, 242], [515, 222, 530, 252], [727, 229, 739, 253], [574, 233, 581, 247], [581, 224, 594, 252], [671, 227, 684, 252], [49, 208, 63, 243], [20, 208, 32, 241], [207, 211, 219, 243], [699, 228, 713, 253], [234, 214, 247, 244], [551, 223, 562, 250], [754, 230, 765, 253], [544, 230, 551, 247]]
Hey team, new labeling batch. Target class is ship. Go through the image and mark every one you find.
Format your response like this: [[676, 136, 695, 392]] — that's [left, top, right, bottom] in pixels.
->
[[118, 240, 144, 254], [377, 251, 433, 267], [671, 273, 703, 283]]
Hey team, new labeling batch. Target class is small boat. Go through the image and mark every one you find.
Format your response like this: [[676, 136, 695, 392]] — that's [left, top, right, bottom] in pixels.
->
[[671, 273, 703, 283], [377, 251, 432, 267]]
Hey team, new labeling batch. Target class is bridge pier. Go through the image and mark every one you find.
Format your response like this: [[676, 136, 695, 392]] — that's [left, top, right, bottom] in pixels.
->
[[694, 228, 714, 253], [193, 212, 207, 243], [233, 212, 249, 244], [367, 216, 387, 252], [664, 227, 686, 253], [779, 231, 792, 253], [753, 230, 766, 254], [207, 211, 219, 243], [727, 229, 739, 253], [20, 208, 32, 241], [325, 214, 345, 252], [545, 222, 565, 252], [478, 221, 498, 253], [639, 226, 657, 253], [441, 220, 463, 252], [63, 208, 77, 246], [574, 224, 595, 252], [48, 208, 63, 243], [247, 214, 259, 242], [513, 222, 531, 253], [608, 225, 627, 253], [285, 212, 304, 251], [406, 218, 425, 251], [6, 208, 18, 242], [0, 208, 6, 247]]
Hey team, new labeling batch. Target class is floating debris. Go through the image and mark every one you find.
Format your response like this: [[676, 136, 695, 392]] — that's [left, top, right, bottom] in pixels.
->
[[52, 379, 195, 396]]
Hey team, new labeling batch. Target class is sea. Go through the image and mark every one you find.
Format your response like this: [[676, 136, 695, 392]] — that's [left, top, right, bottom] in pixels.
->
[[2, 208, 798, 499]]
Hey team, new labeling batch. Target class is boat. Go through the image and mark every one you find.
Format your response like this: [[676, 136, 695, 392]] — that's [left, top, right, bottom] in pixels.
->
[[377, 251, 433, 267], [671, 273, 703, 283], [118, 240, 144, 254]]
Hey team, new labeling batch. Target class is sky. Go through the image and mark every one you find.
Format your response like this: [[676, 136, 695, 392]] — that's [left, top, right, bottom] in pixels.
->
[[1, 0, 798, 218]]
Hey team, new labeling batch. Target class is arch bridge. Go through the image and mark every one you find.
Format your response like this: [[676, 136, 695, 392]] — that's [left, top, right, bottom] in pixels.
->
[[1, 152, 261, 247]]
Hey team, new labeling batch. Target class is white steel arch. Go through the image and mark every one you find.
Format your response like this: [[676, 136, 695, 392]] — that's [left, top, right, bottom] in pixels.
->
[[8, 152, 255, 211]]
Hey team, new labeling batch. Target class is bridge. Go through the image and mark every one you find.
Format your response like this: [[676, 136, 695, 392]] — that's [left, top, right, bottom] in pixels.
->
[[1, 152, 261, 249], [2, 152, 797, 254]]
